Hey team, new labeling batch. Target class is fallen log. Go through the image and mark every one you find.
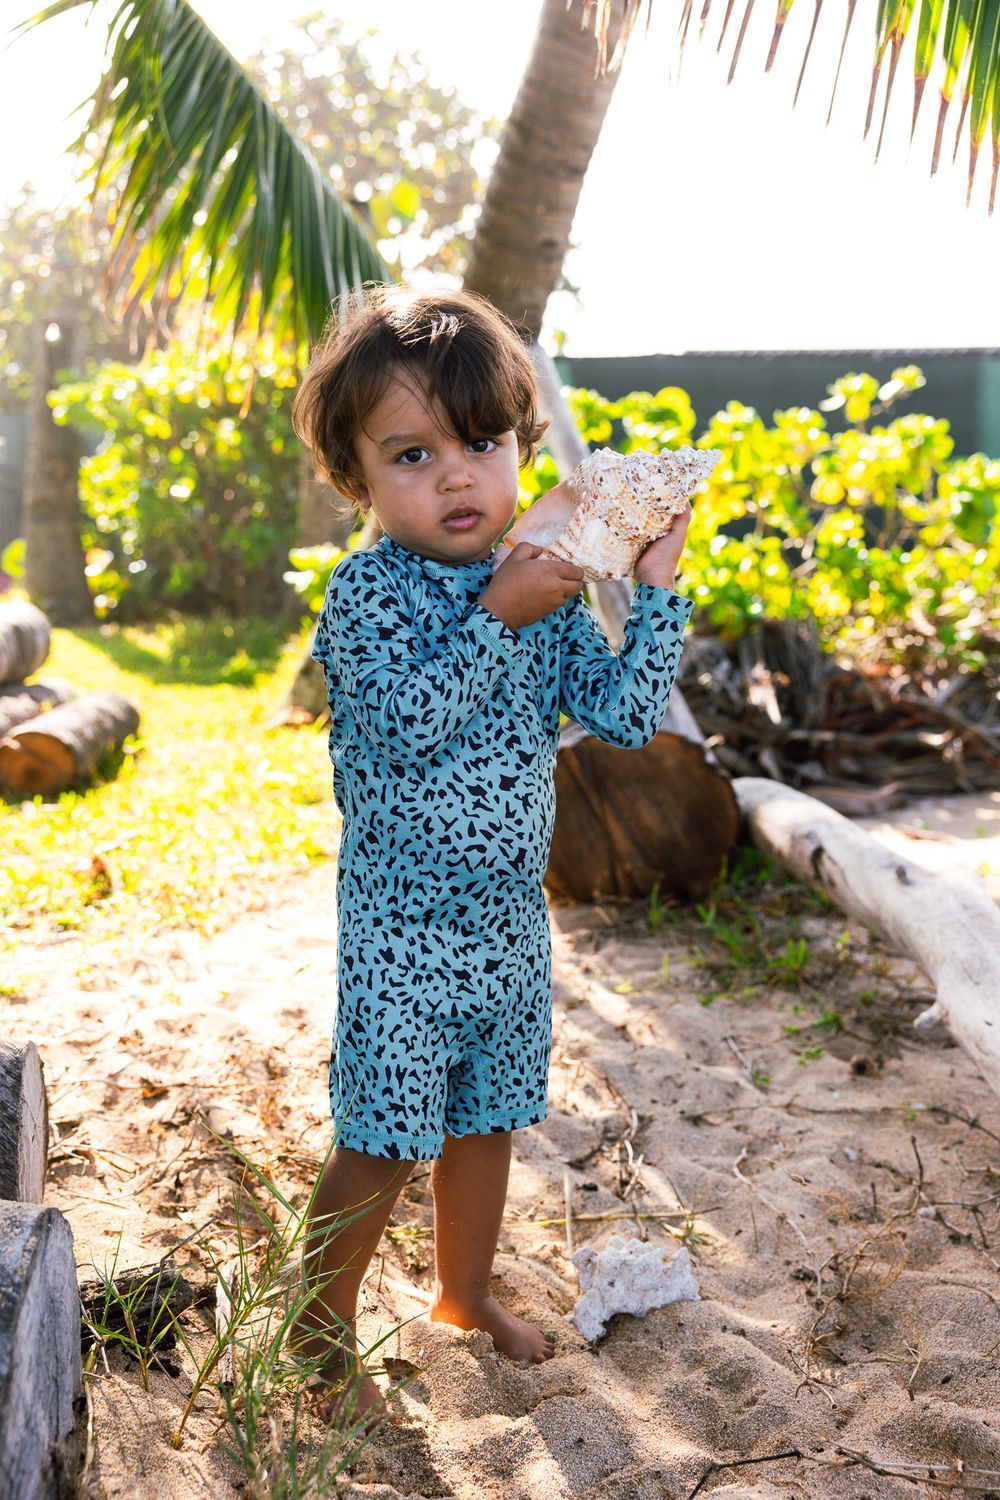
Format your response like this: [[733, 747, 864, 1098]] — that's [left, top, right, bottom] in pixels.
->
[[0, 678, 78, 742], [0, 601, 51, 688], [0, 1043, 48, 1205], [548, 724, 740, 903], [78, 1259, 194, 1358], [734, 776, 1000, 1095], [0, 689, 140, 796], [0, 1201, 82, 1499]]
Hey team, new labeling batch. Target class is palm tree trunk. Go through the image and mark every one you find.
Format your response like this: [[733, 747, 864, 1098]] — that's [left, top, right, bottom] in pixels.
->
[[463, 0, 629, 337], [23, 311, 93, 626]]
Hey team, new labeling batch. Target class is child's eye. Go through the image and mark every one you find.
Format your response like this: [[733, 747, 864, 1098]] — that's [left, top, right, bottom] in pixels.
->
[[396, 447, 430, 465], [469, 437, 499, 454]]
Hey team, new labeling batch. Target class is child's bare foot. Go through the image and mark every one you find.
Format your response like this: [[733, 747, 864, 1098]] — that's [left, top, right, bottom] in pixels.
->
[[429, 1292, 556, 1363], [288, 1321, 402, 1432], [309, 1358, 400, 1435]]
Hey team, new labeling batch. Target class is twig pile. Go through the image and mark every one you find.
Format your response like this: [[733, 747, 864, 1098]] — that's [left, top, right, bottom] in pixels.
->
[[679, 618, 999, 811]]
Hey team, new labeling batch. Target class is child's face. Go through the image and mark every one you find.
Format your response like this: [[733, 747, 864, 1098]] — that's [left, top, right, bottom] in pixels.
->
[[349, 370, 521, 564]]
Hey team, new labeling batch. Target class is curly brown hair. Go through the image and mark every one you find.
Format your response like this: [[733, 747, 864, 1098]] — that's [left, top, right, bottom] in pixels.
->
[[291, 284, 548, 515]]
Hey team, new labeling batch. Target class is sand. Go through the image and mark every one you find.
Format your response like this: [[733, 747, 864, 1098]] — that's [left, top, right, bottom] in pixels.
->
[[4, 791, 1000, 1499]]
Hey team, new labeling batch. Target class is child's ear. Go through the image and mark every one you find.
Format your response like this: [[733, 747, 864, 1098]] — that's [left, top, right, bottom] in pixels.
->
[[341, 466, 370, 508]]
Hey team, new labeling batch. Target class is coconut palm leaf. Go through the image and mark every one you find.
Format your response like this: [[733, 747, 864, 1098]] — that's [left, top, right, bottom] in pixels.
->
[[580, 0, 1000, 211], [10, 0, 389, 350]]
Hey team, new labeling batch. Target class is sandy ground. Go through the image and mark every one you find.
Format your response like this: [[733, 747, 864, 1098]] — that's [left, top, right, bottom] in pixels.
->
[[5, 792, 1000, 1499]]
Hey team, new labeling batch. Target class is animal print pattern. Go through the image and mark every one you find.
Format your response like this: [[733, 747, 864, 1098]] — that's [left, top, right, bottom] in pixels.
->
[[311, 531, 694, 1159]]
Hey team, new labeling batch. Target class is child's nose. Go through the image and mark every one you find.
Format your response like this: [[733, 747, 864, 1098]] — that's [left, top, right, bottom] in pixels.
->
[[440, 449, 475, 488]]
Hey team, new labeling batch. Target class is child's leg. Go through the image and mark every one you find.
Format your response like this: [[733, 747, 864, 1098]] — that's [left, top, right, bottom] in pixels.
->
[[290, 1143, 414, 1425], [428, 1129, 556, 1363]]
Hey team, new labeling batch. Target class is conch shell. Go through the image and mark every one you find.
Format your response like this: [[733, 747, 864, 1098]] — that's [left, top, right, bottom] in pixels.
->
[[493, 445, 722, 582]]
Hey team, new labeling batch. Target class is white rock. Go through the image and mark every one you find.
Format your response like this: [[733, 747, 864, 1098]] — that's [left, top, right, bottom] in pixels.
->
[[567, 1235, 700, 1341]]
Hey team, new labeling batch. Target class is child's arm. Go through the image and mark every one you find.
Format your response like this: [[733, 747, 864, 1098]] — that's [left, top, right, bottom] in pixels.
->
[[312, 552, 527, 766], [557, 582, 694, 749]]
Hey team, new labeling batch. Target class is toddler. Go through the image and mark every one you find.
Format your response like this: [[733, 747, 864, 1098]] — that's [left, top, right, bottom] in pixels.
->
[[289, 285, 694, 1430]]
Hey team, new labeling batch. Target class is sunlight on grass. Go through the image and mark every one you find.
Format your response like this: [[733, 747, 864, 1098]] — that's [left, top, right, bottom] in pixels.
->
[[0, 614, 338, 948]]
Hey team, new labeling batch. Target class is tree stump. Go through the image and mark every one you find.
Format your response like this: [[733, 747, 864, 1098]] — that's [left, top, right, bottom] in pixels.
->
[[0, 1044, 48, 1205], [0, 690, 140, 796], [0, 602, 51, 688], [547, 725, 740, 903], [0, 680, 78, 742], [0, 1202, 81, 1499]]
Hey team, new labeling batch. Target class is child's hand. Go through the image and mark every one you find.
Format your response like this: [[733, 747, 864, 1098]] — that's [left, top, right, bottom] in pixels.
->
[[478, 543, 585, 630], [633, 502, 692, 589]]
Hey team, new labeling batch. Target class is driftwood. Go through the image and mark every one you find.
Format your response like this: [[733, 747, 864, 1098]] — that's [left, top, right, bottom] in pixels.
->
[[735, 776, 1000, 1095], [0, 1043, 48, 1205], [0, 679, 78, 741], [680, 621, 999, 806], [0, 1201, 81, 1499], [548, 725, 740, 903], [0, 689, 140, 796], [0, 601, 51, 688], [78, 1259, 195, 1358]]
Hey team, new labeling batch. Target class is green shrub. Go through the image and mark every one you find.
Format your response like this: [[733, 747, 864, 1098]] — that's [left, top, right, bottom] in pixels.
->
[[523, 368, 997, 671], [50, 341, 300, 620]]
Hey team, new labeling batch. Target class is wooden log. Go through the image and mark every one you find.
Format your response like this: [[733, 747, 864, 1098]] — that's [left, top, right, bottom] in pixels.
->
[[0, 602, 51, 689], [0, 1201, 82, 1499], [0, 690, 140, 796], [0, 1044, 48, 1205], [0, 679, 78, 741], [548, 726, 740, 903], [78, 1259, 194, 1357], [734, 776, 1000, 1094]]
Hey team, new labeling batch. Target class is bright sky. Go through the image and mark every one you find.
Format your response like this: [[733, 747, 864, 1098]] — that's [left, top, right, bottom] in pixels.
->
[[1, 0, 996, 354]]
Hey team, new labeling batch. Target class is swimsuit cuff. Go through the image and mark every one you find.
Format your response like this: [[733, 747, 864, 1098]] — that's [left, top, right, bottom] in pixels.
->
[[631, 581, 695, 623], [460, 603, 525, 666]]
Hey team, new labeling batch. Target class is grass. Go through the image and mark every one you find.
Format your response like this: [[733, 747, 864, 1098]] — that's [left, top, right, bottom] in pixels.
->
[[79, 1127, 422, 1496], [0, 611, 337, 951]]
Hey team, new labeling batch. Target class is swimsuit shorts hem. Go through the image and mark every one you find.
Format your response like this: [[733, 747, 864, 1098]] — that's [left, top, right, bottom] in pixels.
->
[[332, 1104, 548, 1161], [445, 1104, 548, 1140], [332, 1120, 441, 1161]]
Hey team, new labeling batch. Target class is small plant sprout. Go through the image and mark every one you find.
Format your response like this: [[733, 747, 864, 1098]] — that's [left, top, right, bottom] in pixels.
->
[[661, 1174, 712, 1252], [799, 1045, 825, 1065], [767, 937, 810, 983]]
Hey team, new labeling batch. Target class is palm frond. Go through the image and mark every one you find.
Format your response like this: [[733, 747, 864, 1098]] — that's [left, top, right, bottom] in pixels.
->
[[790, 0, 823, 107], [10, 0, 389, 349], [573, 0, 1000, 211]]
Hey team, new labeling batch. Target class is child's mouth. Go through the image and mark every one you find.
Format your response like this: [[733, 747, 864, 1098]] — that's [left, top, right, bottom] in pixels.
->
[[442, 512, 480, 531]]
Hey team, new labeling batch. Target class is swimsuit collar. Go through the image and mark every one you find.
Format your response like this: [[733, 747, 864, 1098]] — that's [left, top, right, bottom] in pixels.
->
[[376, 531, 497, 585]]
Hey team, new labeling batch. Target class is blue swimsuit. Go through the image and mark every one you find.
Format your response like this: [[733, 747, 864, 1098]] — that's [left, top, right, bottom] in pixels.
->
[[311, 531, 694, 1160]]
